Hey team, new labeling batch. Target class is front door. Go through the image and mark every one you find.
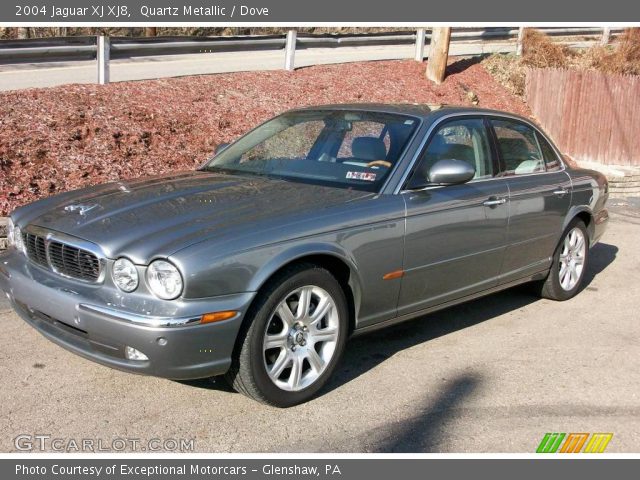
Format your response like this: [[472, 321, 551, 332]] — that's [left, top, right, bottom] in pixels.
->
[[398, 117, 509, 316]]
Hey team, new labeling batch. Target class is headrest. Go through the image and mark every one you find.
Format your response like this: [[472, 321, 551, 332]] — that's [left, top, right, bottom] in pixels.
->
[[352, 137, 387, 161], [427, 134, 448, 154], [500, 138, 531, 158]]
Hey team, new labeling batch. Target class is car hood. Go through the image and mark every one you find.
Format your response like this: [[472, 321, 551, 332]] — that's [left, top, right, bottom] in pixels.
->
[[19, 171, 373, 263]]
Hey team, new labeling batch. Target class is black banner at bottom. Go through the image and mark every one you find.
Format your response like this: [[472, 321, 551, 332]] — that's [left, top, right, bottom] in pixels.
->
[[3, 458, 638, 480]]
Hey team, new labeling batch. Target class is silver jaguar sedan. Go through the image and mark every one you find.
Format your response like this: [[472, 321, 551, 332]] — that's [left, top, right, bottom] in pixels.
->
[[1, 104, 609, 407]]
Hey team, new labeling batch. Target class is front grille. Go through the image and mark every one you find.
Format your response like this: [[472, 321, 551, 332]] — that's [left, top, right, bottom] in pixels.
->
[[49, 241, 101, 281], [22, 230, 102, 282], [24, 233, 48, 267]]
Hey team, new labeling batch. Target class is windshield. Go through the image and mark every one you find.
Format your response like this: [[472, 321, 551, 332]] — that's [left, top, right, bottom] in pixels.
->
[[202, 110, 419, 191]]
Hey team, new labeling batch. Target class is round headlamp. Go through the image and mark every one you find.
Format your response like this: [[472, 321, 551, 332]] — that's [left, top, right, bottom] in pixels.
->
[[6, 218, 15, 247], [7, 218, 25, 254], [112, 258, 139, 292], [147, 260, 183, 300], [14, 225, 24, 253]]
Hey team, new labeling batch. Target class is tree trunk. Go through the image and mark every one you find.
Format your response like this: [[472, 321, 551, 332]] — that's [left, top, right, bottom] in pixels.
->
[[17, 27, 29, 39], [426, 27, 451, 84], [144, 28, 157, 37]]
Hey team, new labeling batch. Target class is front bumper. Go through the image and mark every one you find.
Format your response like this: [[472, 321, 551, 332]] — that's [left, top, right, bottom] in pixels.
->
[[0, 249, 255, 380]]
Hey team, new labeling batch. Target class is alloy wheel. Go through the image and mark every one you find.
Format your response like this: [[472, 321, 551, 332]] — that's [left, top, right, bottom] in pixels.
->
[[262, 285, 340, 391], [558, 227, 586, 291]]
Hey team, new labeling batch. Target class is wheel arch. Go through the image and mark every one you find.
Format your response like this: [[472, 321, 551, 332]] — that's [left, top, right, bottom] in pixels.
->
[[246, 243, 362, 335], [564, 206, 595, 244]]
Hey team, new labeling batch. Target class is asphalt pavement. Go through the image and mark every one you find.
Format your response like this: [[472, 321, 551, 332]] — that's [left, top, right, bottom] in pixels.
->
[[0, 198, 638, 453]]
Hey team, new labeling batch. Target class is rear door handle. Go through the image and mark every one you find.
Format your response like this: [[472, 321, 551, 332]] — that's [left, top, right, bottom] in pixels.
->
[[553, 187, 569, 197], [483, 197, 507, 207]]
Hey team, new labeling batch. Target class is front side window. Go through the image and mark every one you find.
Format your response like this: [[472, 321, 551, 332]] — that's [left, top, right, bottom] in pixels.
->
[[407, 118, 493, 188], [203, 110, 419, 192], [491, 119, 545, 175]]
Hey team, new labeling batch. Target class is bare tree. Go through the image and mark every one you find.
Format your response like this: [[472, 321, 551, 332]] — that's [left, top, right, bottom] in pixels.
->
[[426, 27, 451, 84]]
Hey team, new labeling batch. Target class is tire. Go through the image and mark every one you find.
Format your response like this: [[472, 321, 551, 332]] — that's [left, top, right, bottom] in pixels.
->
[[537, 219, 589, 301], [225, 263, 349, 407]]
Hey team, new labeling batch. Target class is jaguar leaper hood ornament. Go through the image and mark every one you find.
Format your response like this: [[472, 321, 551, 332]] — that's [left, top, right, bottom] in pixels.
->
[[64, 204, 98, 216]]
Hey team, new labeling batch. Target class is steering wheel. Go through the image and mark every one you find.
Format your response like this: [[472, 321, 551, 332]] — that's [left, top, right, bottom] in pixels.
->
[[366, 160, 392, 168]]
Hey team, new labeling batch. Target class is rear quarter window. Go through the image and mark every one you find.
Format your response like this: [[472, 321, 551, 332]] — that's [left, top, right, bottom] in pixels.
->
[[536, 132, 562, 172]]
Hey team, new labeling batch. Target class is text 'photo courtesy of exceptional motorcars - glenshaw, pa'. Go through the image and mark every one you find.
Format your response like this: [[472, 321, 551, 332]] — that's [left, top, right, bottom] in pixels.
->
[[1, 1, 640, 477]]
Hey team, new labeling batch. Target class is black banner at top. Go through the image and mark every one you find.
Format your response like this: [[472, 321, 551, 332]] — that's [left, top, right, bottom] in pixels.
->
[[2, 0, 640, 23]]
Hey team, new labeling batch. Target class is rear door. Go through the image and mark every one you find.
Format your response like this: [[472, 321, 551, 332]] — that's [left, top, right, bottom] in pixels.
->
[[489, 118, 572, 282], [397, 116, 510, 316]]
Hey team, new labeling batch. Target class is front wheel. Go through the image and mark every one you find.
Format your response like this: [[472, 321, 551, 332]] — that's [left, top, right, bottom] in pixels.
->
[[537, 219, 589, 301], [225, 264, 348, 407]]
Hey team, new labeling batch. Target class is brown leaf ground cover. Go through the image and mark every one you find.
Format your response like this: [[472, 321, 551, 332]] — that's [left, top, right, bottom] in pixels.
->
[[0, 59, 530, 215]]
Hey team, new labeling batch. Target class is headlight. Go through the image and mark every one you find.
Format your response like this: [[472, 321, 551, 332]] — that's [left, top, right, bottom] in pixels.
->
[[6, 218, 25, 254], [6, 218, 14, 247], [14, 225, 24, 253], [147, 260, 183, 300], [112, 258, 139, 292]]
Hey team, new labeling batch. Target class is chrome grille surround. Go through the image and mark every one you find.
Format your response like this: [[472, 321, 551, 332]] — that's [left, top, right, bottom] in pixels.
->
[[21, 226, 106, 283]]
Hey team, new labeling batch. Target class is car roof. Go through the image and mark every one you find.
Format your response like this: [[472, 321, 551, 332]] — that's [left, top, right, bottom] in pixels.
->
[[290, 103, 532, 124]]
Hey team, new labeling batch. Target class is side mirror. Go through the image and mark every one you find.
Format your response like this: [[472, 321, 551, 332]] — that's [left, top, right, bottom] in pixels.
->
[[428, 159, 475, 186], [215, 143, 230, 155]]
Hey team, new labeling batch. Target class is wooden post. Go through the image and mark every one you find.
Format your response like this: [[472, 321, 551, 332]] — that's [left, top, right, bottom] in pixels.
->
[[284, 29, 297, 71], [516, 27, 525, 56], [601, 27, 611, 45], [415, 28, 426, 62], [97, 35, 110, 85], [426, 27, 451, 84]]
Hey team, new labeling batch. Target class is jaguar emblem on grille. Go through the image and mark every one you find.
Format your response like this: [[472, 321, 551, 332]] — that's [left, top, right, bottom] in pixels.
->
[[64, 204, 98, 216]]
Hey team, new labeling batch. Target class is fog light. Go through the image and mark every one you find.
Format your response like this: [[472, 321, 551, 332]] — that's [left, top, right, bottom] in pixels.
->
[[125, 346, 148, 361]]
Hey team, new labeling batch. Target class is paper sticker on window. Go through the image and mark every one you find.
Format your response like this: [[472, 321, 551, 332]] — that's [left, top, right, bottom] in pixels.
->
[[346, 171, 377, 181]]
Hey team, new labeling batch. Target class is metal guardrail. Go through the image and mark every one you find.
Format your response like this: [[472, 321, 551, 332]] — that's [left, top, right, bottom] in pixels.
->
[[0, 27, 625, 83], [0, 36, 97, 61]]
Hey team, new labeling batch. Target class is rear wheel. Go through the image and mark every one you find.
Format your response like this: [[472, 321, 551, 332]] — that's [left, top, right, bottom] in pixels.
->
[[225, 264, 348, 407], [537, 219, 589, 301]]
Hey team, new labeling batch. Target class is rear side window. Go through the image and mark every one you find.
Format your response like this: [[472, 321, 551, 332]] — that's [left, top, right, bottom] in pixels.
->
[[536, 132, 562, 172], [491, 119, 545, 175]]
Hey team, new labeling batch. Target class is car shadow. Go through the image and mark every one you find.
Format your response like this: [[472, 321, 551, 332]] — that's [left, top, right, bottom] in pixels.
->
[[580, 242, 618, 291], [176, 376, 236, 392], [326, 283, 537, 395], [177, 242, 617, 396], [326, 241, 617, 394]]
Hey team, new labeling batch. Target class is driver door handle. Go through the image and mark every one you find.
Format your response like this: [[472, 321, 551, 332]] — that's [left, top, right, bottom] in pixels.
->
[[553, 187, 569, 197], [483, 197, 507, 207]]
